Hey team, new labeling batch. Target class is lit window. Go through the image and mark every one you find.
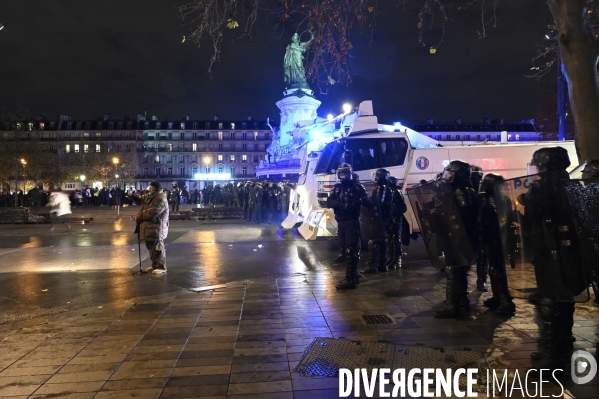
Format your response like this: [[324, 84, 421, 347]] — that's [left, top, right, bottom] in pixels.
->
[[230, 155, 235, 162], [96, 144, 101, 152], [84, 145, 89, 153], [193, 143, 197, 151], [65, 144, 70, 153], [218, 132, 223, 140], [181, 122, 185, 129], [218, 154, 223, 162], [39, 122, 45, 130], [74, 144, 80, 153], [218, 123, 223, 129], [254, 132, 258, 140], [515, 134, 520, 141], [231, 123, 235, 129], [242, 154, 247, 161]]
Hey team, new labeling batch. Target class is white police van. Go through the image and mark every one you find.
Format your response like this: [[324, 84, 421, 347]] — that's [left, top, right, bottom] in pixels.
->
[[285, 101, 578, 240]]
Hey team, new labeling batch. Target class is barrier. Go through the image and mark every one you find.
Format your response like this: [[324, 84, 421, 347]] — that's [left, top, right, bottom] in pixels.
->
[[191, 207, 244, 220]]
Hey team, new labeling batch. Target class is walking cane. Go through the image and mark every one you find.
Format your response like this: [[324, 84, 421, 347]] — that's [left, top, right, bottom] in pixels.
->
[[133, 219, 147, 276]]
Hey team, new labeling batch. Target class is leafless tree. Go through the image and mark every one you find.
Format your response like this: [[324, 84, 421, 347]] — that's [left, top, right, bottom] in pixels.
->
[[180, 0, 599, 162]]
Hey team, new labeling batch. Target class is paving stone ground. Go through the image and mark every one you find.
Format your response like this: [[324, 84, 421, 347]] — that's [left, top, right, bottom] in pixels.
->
[[1, 265, 598, 398]]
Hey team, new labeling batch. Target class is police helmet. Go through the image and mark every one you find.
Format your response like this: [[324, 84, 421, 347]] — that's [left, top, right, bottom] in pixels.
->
[[470, 165, 483, 192], [337, 163, 353, 182], [530, 147, 571, 172], [582, 160, 599, 179], [388, 176, 399, 189], [172, 182, 178, 187], [479, 173, 504, 194], [374, 168, 390, 184], [442, 160, 472, 186]]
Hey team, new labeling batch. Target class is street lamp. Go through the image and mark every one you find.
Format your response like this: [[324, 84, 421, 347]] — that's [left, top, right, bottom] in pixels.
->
[[80, 174, 85, 188], [112, 157, 121, 189], [203, 156, 211, 188]]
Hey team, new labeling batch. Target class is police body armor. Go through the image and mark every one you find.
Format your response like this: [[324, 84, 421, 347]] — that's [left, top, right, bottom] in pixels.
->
[[328, 182, 365, 221], [494, 172, 589, 302], [407, 179, 477, 270], [360, 185, 392, 241], [561, 178, 599, 300]]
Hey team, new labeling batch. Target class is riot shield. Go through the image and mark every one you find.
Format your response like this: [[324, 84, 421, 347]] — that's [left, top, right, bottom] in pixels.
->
[[561, 179, 599, 299], [360, 204, 387, 241], [494, 173, 589, 302], [407, 179, 476, 270], [232, 184, 241, 207]]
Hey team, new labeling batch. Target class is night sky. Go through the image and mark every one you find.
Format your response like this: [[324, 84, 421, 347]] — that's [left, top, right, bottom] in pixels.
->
[[1, 1, 555, 126]]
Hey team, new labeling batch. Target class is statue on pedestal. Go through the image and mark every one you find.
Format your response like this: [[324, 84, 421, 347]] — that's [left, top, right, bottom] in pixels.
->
[[284, 33, 314, 89]]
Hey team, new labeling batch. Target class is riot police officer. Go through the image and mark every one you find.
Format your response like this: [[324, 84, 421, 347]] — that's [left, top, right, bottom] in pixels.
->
[[327, 164, 372, 289], [361, 169, 394, 274], [521, 147, 585, 368], [433, 160, 479, 318], [170, 182, 181, 212], [477, 173, 515, 315], [386, 176, 407, 270]]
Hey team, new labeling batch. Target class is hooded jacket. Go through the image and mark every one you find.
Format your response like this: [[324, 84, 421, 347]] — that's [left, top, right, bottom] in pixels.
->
[[135, 189, 169, 241]]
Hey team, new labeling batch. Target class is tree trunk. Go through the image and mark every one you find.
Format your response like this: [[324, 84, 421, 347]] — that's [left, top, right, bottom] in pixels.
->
[[548, 0, 599, 163]]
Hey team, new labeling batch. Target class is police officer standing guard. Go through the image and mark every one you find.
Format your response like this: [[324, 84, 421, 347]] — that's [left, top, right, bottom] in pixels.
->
[[434, 160, 479, 318], [477, 173, 516, 315], [361, 169, 395, 274], [327, 164, 372, 289], [518, 147, 586, 368]]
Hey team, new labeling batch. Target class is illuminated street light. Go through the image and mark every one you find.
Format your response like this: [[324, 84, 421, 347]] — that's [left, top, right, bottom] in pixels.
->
[[327, 114, 334, 121], [80, 175, 85, 183], [112, 157, 119, 166], [342, 103, 352, 114]]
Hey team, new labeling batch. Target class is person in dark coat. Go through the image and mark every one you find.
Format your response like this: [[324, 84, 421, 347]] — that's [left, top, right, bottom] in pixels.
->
[[131, 181, 169, 274]]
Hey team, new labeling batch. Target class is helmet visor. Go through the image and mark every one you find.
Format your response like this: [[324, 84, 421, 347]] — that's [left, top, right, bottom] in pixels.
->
[[441, 169, 455, 180], [527, 164, 547, 175], [338, 171, 351, 181]]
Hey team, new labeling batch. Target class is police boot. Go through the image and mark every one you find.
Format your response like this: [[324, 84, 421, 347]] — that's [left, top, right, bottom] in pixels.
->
[[457, 266, 471, 313], [361, 241, 380, 274], [385, 236, 395, 270], [531, 298, 563, 368], [476, 249, 488, 292], [433, 267, 461, 318], [392, 237, 402, 269], [337, 247, 358, 290], [378, 241, 388, 272], [494, 266, 515, 315], [483, 269, 501, 309]]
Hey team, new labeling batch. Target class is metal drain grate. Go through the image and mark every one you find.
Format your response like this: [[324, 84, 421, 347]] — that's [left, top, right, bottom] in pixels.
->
[[362, 314, 395, 324]]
